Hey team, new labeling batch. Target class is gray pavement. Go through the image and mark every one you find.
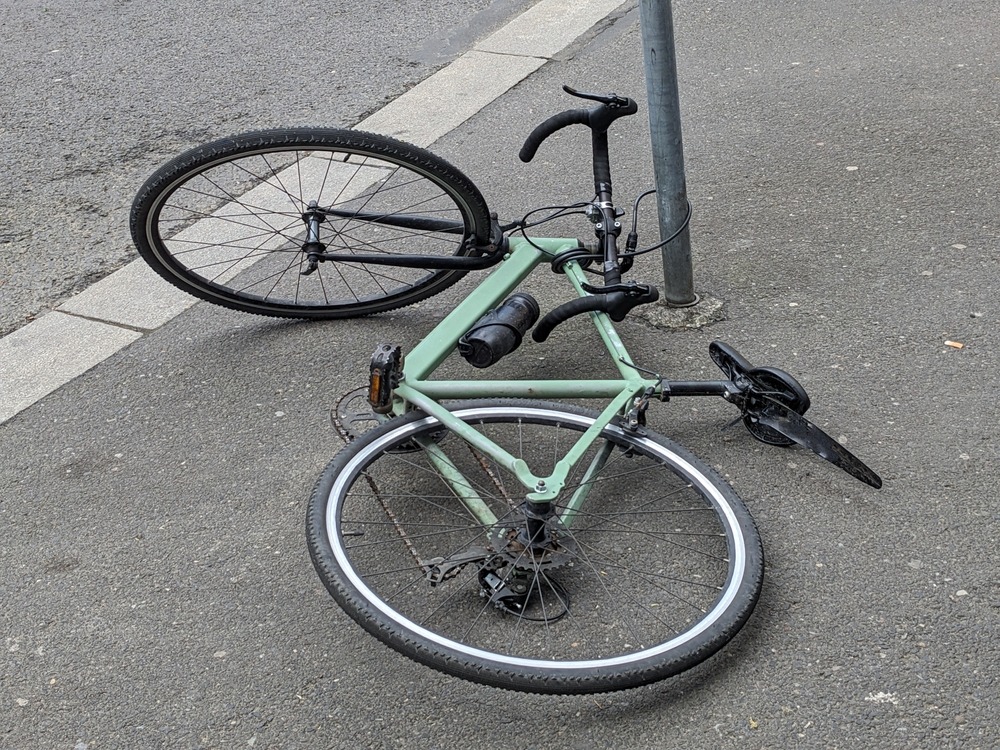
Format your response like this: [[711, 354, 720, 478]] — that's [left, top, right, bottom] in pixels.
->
[[0, 0, 535, 337], [3, 1, 999, 748]]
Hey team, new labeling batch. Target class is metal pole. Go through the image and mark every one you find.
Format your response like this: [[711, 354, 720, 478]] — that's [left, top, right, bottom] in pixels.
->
[[638, 0, 697, 306]]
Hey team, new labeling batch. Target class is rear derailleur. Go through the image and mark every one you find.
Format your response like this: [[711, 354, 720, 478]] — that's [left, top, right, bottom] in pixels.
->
[[422, 504, 573, 622]]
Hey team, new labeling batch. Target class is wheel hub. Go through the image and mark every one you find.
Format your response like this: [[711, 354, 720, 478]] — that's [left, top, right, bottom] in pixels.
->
[[488, 508, 578, 572]]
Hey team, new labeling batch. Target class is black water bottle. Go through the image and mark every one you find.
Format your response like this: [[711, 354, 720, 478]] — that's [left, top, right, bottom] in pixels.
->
[[458, 293, 540, 368]]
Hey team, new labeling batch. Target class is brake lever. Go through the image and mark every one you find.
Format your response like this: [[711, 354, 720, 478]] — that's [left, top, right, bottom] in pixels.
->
[[562, 84, 631, 108]]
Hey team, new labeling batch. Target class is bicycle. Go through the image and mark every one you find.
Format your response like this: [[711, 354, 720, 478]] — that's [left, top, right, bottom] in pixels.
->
[[130, 85, 882, 695]]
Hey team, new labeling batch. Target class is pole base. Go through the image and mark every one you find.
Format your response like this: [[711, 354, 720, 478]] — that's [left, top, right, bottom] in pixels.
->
[[663, 292, 700, 308], [634, 294, 724, 331]]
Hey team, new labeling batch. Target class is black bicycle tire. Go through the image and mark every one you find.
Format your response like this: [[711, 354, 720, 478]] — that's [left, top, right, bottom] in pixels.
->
[[130, 128, 492, 319], [306, 399, 764, 694]]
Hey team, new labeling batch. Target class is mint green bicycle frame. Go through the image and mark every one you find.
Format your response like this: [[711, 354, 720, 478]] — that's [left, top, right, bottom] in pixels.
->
[[386, 235, 660, 527]]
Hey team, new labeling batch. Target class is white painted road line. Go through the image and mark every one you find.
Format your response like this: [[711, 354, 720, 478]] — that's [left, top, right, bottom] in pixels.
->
[[357, 50, 547, 146], [57, 260, 198, 330], [0, 313, 143, 424], [476, 0, 625, 57], [0, 0, 626, 425], [360, 0, 626, 145]]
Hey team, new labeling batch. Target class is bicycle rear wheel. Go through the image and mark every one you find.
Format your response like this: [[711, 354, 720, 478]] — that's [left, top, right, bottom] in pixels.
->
[[130, 128, 492, 318], [306, 400, 763, 694]]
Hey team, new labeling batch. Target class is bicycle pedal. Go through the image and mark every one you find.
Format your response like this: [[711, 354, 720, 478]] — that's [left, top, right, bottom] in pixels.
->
[[369, 343, 403, 414], [709, 340, 753, 381]]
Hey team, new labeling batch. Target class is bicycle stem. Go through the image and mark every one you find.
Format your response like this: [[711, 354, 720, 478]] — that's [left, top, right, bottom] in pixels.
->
[[518, 88, 637, 287], [590, 128, 624, 287]]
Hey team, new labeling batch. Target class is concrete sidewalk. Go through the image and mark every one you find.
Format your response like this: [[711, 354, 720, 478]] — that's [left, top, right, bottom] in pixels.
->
[[2, 1, 997, 748]]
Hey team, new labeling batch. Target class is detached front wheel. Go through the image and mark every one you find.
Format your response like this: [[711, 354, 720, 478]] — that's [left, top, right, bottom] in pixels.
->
[[130, 128, 492, 318]]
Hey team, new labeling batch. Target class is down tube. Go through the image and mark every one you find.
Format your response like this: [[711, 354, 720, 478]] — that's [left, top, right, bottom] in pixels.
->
[[403, 238, 579, 381]]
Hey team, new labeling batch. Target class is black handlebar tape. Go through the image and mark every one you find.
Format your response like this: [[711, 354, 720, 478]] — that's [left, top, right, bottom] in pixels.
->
[[518, 109, 590, 162], [532, 296, 607, 342]]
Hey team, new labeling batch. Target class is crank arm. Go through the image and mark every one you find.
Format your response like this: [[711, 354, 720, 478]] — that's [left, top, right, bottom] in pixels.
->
[[754, 402, 882, 488]]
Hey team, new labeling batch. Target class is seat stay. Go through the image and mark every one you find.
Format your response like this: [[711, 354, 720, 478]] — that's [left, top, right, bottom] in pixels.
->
[[561, 437, 616, 526]]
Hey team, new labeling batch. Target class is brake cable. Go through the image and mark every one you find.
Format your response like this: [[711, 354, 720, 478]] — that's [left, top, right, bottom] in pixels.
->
[[621, 192, 693, 258]]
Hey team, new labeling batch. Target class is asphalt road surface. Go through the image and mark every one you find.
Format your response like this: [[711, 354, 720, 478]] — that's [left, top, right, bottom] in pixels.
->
[[0, 0, 533, 336], [2, 1, 998, 748]]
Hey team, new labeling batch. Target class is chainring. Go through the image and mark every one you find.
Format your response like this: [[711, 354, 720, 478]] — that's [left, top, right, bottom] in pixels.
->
[[331, 386, 444, 452], [331, 386, 381, 442], [710, 342, 811, 447], [741, 366, 811, 446]]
